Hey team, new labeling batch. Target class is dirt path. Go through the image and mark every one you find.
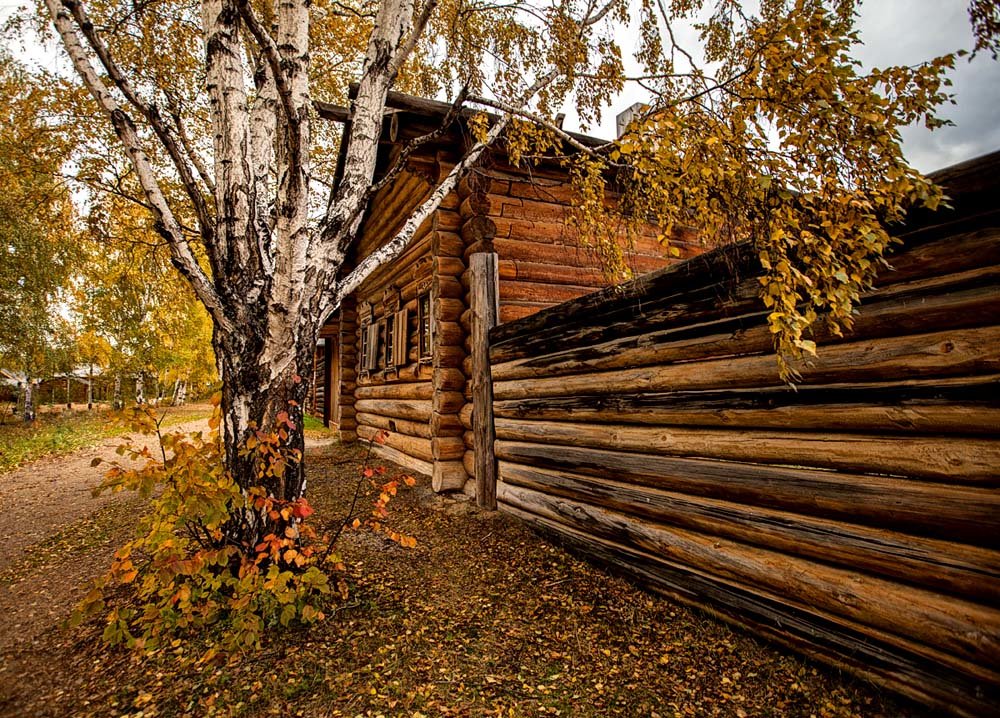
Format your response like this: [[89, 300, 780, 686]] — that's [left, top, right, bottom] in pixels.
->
[[0, 416, 211, 574]]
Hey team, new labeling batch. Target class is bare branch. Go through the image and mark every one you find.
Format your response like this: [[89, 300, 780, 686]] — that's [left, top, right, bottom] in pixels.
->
[[164, 92, 217, 194], [466, 93, 622, 165]]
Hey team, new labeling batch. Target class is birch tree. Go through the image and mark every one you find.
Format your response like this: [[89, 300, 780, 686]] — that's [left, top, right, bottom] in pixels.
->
[[39, 0, 990, 552]]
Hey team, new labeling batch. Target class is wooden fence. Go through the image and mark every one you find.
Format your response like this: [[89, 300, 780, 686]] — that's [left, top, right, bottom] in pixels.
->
[[478, 151, 1000, 716]]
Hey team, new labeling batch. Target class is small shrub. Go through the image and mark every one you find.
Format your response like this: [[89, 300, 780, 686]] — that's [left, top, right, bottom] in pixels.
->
[[72, 399, 415, 658]]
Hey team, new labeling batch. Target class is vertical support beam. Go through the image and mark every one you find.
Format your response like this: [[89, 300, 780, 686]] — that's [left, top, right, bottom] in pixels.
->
[[470, 251, 499, 510]]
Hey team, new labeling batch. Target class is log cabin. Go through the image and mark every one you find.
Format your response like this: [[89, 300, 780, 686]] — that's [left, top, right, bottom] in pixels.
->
[[305, 91, 703, 492]]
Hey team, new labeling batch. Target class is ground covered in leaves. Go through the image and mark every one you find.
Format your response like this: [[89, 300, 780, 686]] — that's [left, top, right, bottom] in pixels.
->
[[0, 438, 923, 717]]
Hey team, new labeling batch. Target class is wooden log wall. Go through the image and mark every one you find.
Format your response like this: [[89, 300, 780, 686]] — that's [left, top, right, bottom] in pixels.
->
[[486, 152, 1000, 716], [336, 298, 358, 441], [430, 190, 471, 491], [348, 166, 439, 475], [470, 160, 699, 324]]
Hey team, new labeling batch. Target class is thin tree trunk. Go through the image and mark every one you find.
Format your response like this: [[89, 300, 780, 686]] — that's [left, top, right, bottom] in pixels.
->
[[113, 374, 122, 410], [23, 381, 35, 423], [87, 365, 94, 410], [66, 375, 72, 409], [135, 373, 144, 405]]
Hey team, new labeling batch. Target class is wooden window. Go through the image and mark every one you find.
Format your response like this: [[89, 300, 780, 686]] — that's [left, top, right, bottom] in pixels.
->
[[392, 308, 409, 367], [361, 322, 380, 372], [384, 313, 395, 370], [418, 293, 433, 359]]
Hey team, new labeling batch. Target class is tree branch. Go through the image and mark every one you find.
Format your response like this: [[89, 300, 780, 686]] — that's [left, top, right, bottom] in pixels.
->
[[61, 0, 217, 248], [45, 0, 233, 334], [387, 0, 441, 78], [325, 69, 559, 316], [236, 0, 300, 135]]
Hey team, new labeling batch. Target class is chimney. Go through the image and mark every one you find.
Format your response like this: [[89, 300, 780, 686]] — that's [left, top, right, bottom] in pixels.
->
[[615, 102, 647, 138]]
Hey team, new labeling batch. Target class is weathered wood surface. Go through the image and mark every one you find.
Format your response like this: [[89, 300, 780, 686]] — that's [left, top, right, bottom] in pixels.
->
[[493, 417, 1000, 484], [498, 461, 1000, 603], [502, 503, 1000, 718], [488, 152, 1000, 716], [470, 252, 499, 510], [493, 377, 1000, 434], [499, 483, 1000, 673], [495, 442, 1000, 544]]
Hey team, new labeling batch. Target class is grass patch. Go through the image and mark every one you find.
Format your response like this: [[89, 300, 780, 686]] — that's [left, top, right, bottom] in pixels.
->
[[0, 410, 123, 473], [0, 403, 212, 474], [303, 413, 334, 439]]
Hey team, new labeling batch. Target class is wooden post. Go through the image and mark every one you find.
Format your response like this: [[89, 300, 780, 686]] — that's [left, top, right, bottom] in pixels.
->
[[470, 252, 499, 510]]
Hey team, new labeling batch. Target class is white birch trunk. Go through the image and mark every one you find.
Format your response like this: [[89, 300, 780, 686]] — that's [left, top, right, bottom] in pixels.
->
[[23, 382, 35, 423]]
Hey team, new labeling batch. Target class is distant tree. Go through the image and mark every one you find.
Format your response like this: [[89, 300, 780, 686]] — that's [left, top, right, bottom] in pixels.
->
[[75, 195, 218, 407], [0, 50, 77, 421]]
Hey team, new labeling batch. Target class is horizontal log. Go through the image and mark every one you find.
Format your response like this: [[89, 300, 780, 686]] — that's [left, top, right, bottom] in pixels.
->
[[432, 367, 467, 392], [432, 460, 468, 492], [498, 483, 1000, 671], [463, 450, 476, 478], [432, 436, 466, 460], [491, 270, 1000, 380], [498, 463, 1000, 603], [355, 382, 432, 400], [493, 418, 1000, 484], [492, 325, 1000, 403], [371, 443, 432, 478], [492, 378, 1000, 435], [357, 174, 432, 255], [494, 442, 1000, 544], [499, 259, 610, 287], [358, 425, 433, 462], [499, 504, 1000, 717], [338, 405, 356, 419], [884, 226, 1000, 286], [460, 215, 496, 245], [499, 279, 595, 304], [434, 208, 462, 233], [435, 275, 465, 299], [354, 399, 432, 422], [432, 230, 465, 258], [430, 411, 465, 436], [499, 302, 551, 323], [459, 403, 473, 430], [459, 191, 491, 220], [434, 345, 466, 369], [338, 428, 357, 444], [435, 298, 465, 322], [490, 229, 997, 357], [435, 256, 466, 278], [434, 321, 464, 347], [355, 412, 431, 439], [492, 237, 672, 273], [463, 430, 474, 449], [431, 390, 465, 414], [492, 217, 579, 244]]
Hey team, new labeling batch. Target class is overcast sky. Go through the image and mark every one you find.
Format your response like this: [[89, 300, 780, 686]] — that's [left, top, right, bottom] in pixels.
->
[[7, 0, 998, 174]]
